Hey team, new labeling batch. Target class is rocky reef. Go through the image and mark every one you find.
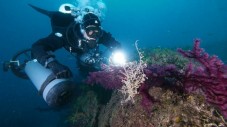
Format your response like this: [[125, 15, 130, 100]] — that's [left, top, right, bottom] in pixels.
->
[[67, 40, 227, 127]]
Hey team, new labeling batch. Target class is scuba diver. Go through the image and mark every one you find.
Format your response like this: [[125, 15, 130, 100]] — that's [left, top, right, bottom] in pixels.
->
[[2, 3, 125, 107], [30, 3, 121, 79]]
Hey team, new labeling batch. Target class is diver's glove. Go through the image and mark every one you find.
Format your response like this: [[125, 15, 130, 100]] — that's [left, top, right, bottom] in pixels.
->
[[46, 59, 72, 79]]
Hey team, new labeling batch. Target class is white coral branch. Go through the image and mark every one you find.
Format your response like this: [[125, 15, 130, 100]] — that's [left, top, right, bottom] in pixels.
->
[[119, 40, 147, 104]]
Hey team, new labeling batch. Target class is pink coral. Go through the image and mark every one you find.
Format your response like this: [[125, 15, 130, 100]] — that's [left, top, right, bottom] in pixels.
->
[[178, 39, 227, 118], [86, 64, 123, 89]]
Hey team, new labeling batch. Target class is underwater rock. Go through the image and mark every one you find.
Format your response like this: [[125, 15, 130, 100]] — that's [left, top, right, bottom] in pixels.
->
[[98, 87, 226, 127], [67, 90, 99, 127]]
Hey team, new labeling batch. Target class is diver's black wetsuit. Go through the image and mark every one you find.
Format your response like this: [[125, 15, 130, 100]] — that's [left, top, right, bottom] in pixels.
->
[[31, 10, 121, 73]]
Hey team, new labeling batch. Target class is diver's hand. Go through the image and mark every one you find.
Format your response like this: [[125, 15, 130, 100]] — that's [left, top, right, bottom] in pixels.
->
[[47, 61, 72, 79]]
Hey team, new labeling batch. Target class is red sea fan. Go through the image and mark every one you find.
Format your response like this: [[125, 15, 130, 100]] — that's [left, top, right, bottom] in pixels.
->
[[85, 64, 124, 89], [178, 39, 227, 118]]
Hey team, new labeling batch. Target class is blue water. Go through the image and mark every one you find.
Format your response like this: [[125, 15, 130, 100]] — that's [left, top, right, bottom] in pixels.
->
[[0, 0, 227, 126]]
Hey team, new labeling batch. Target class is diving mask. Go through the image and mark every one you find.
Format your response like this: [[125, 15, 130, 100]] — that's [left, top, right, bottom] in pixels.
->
[[85, 25, 101, 40]]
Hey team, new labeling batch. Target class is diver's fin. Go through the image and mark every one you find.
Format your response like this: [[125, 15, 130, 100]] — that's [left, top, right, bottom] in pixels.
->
[[28, 4, 54, 18]]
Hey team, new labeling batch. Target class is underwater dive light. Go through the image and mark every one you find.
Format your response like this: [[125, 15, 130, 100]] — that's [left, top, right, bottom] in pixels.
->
[[109, 50, 126, 66]]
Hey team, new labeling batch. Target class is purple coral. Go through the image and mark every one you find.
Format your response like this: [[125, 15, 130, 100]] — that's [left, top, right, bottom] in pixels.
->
[[85, 64, 123, 89], [178, 39, 227, 118]]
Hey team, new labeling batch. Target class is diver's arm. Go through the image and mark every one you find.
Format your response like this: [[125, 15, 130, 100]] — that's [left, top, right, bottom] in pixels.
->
[[99, 31, 121, 51], [31, 33, 64, 65], [32, 33, 72, 78]]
